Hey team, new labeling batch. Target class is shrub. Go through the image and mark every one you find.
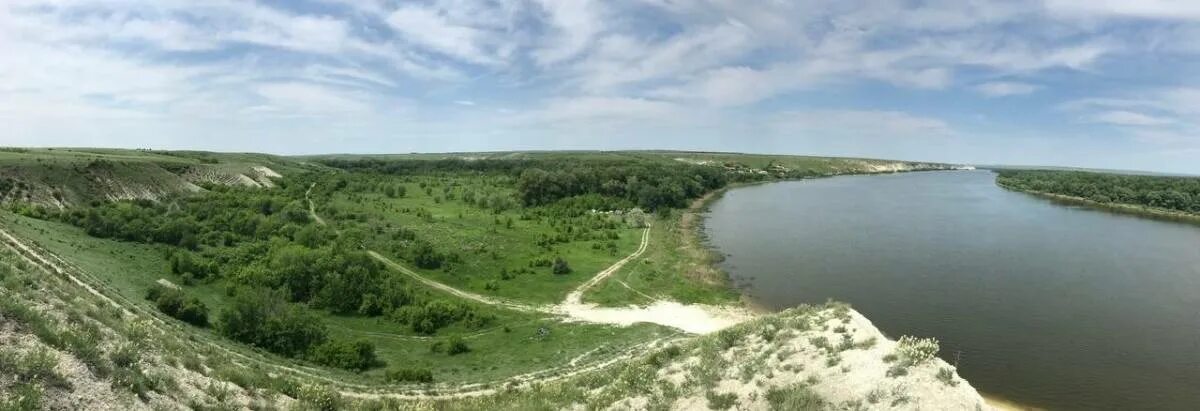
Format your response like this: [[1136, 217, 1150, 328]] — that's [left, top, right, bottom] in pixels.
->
[[551, 257, 571, 275], [936, 367, 958, 386], [765, 384, 826, 411], [0, 347, 68, 389], [0, 382, 43, 411], [717, 328, 745, 350], [308, 339, 379, 372], [645, 345, 683, 368], [109, 344, 140, 369], [385, 367, 433, 383], [446, 336, 470, 356], [705, 391, 738, 410], [145, 284, 208, 327], [391, 300, 494, 335], [297, 384, 341, 411], [895, 336, 939, 365], [412, 242, 444, 269]]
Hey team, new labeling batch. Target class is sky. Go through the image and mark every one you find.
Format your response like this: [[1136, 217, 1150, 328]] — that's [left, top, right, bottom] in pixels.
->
[[2, 1, 1199, 174]]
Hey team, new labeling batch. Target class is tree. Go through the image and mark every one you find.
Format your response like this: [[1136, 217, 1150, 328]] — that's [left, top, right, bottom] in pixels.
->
[[218, 287, 328, 358]]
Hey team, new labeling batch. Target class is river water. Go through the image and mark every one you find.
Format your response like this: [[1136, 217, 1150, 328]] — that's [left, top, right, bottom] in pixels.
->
[[705, 170, 1200, 410]]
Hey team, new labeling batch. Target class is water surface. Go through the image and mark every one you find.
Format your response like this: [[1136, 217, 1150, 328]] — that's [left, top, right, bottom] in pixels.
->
[[705, 170, 1200, 410]]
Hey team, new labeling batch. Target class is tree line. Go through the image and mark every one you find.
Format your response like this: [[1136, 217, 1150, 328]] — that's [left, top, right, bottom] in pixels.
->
[[319, 157, 738, 211], [996, 170, 1200, 214]]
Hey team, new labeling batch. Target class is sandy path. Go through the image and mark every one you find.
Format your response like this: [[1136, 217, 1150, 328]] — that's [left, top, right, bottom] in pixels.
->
[[0, 223, 687, 400], [306, 183, 756, 335], [305, 182, 328, 226], [562, 225, 650, 305], [367, 250, 543, 313]]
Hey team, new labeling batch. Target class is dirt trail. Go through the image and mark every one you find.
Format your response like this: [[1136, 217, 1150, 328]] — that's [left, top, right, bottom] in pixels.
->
[[308, 183, 755, 335], [367, 250, 543, 313], [562, 225, 650, 305], [305, 183, 327, 226], [0, 224, 684, 400]]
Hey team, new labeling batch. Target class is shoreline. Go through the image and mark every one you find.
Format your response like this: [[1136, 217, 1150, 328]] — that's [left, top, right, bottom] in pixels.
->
[[997, 182, 1200, 226], [694, 171, 1043, 411]]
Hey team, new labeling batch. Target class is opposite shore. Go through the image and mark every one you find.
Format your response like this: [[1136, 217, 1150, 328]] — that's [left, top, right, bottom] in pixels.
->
[[996, 181, 1200, 226]]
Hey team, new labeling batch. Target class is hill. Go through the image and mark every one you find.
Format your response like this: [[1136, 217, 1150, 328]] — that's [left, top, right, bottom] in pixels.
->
[[0, 148, 324, 208]]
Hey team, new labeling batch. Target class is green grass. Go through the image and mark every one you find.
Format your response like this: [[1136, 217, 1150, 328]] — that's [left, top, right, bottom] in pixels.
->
[[322, 174, 643, 304], [583, 213, 738, 306]]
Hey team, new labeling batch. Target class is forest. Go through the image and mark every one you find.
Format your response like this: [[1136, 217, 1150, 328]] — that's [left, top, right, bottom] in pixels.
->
[[996, 170, 1200, 214], [320, 157, 741, 210]]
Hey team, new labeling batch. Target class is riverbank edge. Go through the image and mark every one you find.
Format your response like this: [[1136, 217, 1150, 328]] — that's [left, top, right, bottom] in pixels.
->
[[996, 180, 1200, 226], [690, 169, 1034, 410], [684, 169, 966, 314]]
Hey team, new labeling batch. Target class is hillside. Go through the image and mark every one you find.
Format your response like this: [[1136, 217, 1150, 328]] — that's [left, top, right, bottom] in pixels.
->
[[0, 148, 986, 410], [0, 148, 323, 208]]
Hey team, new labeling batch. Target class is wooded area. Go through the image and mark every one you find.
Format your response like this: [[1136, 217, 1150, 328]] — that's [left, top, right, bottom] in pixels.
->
[[996, 170, 1200, 214]]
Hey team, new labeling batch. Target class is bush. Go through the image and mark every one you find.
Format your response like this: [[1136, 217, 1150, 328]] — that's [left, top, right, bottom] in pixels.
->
[[645, 345, 683, 368], [705, 391, 737, 410], [385, 367, 433, 383], [145, 284, 208, 327], [308, 339, 379, 372], [551, 257, 571, 275], [297, 384, 341, 411], [0, 382, 43, 411], [218, 287, 328, 358], [412, 242, 444, 269], [937, 367, 958, 386], [765, 384, 826, 410], [895, 336, 939, 365], [391, 300, 494, 335], [446, 336, 470, 356], [0, 347, 68, 389]]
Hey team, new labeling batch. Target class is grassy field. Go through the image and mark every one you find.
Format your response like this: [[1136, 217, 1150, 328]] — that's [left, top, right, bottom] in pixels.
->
[[317, 173, 645, 304], [583, 212, 739, 306]]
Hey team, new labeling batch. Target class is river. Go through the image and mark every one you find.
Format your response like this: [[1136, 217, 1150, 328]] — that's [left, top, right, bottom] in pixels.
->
[[705, 170, 1200, 410]]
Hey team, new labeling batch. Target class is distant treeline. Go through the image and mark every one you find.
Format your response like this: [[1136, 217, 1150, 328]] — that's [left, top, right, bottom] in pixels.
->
[[320, 158, 746, 210], [996, 170, 1200, 214]]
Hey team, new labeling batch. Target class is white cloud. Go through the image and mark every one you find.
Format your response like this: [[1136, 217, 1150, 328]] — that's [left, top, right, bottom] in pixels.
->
[[974, 81, 1040, 97], [1045, 0, 1200, 21], [254, 82, 374, 115], [532, 0, 605, 65], [515, 96, 685, 124], [3, 0, 1200, 173], [1087, 110, 1175, 126], [770, 109, 955, 139]]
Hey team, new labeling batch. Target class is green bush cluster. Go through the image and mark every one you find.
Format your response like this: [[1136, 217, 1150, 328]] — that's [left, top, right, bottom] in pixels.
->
[[212, 287, 382, 371], [385, 367, 433, 383], [145, 284, 208, 327]]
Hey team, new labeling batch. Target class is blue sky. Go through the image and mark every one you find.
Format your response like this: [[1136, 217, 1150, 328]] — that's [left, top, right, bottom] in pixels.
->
[[2, 1, 1199, 173]]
